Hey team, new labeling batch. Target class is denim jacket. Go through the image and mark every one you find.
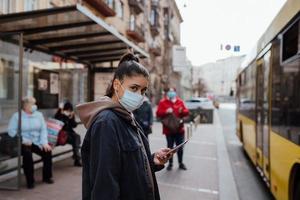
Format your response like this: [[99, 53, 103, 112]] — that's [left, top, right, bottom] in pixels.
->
[[8, 111, 48, 147]]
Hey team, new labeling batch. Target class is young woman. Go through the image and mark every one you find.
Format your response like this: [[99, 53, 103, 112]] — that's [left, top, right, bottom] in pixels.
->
[[77, 53, 172, 200]]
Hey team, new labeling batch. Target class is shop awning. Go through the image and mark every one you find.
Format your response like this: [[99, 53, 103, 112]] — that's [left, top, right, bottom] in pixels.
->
[[0, 4, 149, 66]]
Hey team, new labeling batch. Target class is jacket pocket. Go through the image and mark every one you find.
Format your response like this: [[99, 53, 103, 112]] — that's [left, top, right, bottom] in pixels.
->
[[121, 140, 142, 152]]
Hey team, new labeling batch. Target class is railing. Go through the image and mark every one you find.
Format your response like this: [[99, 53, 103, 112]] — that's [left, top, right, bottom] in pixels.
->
[[127, 20, 145, 43], [149, 44, 161, 56], [83, 0, 116, 17]]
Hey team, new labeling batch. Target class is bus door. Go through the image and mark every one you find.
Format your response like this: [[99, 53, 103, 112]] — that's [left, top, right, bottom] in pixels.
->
[[256, 51, 271, 181]]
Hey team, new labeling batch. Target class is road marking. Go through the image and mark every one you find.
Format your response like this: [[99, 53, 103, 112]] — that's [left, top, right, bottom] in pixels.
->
[[185, 155, 217, 161], [150, 137, 216, 146], [158, 182, 219, 195], [188, 141, 216, 145]]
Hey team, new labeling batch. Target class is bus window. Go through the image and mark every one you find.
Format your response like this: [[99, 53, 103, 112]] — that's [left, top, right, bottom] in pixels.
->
[[272, 39, 300, 145], [239, 63, 256, 120]]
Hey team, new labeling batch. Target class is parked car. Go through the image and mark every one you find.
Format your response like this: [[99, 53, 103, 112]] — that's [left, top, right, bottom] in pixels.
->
[[185, 97, 214, 123], [185, 97, 214, 110]]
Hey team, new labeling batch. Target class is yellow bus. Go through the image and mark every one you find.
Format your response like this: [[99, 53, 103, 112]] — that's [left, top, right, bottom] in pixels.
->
[[236, 0, 300, 199]]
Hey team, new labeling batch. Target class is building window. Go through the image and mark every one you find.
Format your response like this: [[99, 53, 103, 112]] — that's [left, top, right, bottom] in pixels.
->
[[24, 0, 38, 11], [0, 58, 14, 100], [116, 0, 124, 19], [163, 7, 169, 38], [150, 7, 159, 27], [0, 0, 15, 14], [105, 0, 115, 10], [129, 14, 136, 31]]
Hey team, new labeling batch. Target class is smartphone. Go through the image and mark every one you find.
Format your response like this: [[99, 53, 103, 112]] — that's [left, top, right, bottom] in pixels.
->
[[166, 140, 189, 155]]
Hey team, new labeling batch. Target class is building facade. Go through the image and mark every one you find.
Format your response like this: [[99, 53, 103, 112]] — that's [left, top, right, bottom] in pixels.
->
[[193, 55, 245, 97]]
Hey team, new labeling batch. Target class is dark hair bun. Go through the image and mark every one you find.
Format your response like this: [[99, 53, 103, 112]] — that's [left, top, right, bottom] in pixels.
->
[[119, 53, 139, 65]]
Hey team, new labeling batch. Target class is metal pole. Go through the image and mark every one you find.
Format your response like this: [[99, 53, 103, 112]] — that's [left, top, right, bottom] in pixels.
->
[[17, 33, 24, 190]]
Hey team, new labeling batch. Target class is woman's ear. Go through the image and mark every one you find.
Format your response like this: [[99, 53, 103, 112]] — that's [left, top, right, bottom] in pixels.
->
[[113, 79, 120, 92]]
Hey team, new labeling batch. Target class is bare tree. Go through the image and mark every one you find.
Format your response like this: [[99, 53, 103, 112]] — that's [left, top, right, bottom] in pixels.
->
[[193, 78, 207, 97]]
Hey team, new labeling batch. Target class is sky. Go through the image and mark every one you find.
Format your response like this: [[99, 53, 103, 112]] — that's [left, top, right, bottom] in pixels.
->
[[175, 0, 287, 66]]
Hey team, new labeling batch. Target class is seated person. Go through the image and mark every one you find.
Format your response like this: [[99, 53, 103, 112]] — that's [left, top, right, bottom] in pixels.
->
[[55, 101, 82, 167], [8, 96, 54, 189]]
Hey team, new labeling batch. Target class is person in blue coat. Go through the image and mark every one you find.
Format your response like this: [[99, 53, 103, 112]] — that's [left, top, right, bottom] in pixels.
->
[[8, 97, 53, 189]]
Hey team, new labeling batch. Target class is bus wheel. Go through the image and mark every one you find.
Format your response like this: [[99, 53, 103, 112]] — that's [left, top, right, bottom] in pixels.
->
[[239, 121, 243, 143], [294, 180, 300, 200]]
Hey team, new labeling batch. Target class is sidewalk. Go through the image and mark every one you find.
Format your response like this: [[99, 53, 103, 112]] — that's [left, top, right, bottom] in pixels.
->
[[0, 110, 239, 200], [150, 109, 238, 200]]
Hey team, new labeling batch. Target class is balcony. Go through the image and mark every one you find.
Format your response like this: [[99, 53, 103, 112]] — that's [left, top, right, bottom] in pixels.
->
[[150, 23, 160, 36], [127, 21, 145, 43], [149, 45, 161, 56], [128, 0, 144, 14], [84, 0, 116, 17]]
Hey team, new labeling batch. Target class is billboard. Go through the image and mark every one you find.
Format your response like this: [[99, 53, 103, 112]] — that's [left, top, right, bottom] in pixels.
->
[[172, 45, 187, 72]]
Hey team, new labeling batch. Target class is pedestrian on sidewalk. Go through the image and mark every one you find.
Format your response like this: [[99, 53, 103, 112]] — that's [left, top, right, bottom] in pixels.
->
[[156, 88, 189, 170], [54, 101, 82, 167], [7, 96, 54, 189], [133, 96, 153, 138], [77, 53, 173, 200]]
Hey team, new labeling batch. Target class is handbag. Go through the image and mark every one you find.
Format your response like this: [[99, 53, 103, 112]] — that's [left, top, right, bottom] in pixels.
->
[[46, 118, 64, 146], [0, 133, 18, 158], [57, 130, 68, 146], [161, 113, 181, 134]]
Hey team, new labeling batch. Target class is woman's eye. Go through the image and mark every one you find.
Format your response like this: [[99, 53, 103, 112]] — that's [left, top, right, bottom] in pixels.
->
[[130, 86, 138, 92]]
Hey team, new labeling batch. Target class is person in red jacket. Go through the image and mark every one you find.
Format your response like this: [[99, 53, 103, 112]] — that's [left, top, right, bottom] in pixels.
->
[[156, 88, 189, 170]]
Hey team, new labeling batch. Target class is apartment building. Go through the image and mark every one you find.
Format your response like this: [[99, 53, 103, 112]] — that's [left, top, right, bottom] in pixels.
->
[[0, 0, 183, 113]]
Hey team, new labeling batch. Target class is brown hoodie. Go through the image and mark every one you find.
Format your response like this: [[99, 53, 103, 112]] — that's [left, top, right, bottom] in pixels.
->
[[76, 96, 132, 129]]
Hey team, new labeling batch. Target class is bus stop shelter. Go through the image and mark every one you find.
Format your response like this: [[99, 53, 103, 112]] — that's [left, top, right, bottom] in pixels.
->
[[0, 3, 149, 190]]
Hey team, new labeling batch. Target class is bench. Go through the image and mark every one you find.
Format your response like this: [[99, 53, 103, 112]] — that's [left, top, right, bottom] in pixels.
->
[[0, 132, 73, 176]]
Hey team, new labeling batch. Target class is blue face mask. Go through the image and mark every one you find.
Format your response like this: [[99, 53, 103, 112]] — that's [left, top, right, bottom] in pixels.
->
[[167, 91, 177, 99], [118, 87, 144, 112], [31, 105, 38, 113]]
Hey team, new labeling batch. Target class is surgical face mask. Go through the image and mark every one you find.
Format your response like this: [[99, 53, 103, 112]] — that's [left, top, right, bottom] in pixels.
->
[[117, 86, 144, 112], [63, 111, 71, 116], [167, 91, 177, 100], [31, 105, 38, 113]]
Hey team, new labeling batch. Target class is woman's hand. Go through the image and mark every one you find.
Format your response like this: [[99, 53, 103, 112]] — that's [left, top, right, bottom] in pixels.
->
[[43, 144, 52, 152], [179, 107, 183, 114], [153, 148, 174, 165], [69, 111, 75, 118]]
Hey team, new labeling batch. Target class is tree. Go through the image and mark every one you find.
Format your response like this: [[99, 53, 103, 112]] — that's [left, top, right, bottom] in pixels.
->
[[193, 78, 207, 97]]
